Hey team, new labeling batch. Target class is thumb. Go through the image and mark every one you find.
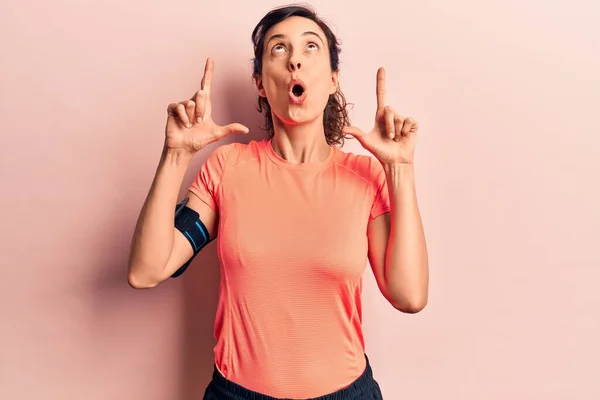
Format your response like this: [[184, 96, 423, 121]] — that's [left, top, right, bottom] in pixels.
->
[[343, 125, 364, 137], [217, 123, 250, 137], [343, 126, 367, 144]]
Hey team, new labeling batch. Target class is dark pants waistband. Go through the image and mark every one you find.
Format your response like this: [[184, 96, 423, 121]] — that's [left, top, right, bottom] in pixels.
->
[[203, 355, 383, 400]]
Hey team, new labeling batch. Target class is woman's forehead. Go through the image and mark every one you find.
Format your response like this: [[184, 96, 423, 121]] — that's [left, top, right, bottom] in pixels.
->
[[265, 16, 326, 41]]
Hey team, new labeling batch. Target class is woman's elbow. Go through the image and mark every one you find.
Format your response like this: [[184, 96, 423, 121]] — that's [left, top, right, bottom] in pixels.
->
[[389, 292, 428, 313], [127, 264, 162, 289], [393, 299, 427, 313]]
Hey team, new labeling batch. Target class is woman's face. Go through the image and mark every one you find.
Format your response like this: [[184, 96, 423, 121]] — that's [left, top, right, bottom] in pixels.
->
[[256, 16, 339, 127]]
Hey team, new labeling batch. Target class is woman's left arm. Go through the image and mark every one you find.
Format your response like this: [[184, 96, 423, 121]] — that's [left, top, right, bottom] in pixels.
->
[[342, 67, 429, 313], [366, 163, 429, 313]]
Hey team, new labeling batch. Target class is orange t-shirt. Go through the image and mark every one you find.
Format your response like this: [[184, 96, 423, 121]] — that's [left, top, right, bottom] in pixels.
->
[[189, 138, 390, 398]]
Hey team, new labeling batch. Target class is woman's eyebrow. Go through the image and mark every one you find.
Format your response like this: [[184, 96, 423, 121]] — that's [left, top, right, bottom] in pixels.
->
[[266, 31, 325, 47]]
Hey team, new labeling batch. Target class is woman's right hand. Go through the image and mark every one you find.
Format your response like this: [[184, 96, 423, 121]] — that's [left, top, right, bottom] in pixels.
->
[[165, 57, 249, 155]]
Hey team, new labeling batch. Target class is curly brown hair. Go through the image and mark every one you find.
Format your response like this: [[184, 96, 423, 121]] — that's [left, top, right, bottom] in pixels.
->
[[251, 4, 352, 147]]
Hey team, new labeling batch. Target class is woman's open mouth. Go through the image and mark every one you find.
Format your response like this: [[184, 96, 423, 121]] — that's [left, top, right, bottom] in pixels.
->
[[289, 79, 307, 104]]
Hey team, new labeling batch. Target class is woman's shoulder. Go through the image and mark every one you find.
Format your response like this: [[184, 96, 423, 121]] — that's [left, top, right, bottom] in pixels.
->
[[205, 138, 261, 159], [202, 138, 263, 173], [334, 145, 384, 183]]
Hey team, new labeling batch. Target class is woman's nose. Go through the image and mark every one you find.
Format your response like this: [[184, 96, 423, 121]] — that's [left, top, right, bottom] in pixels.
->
[[288, 61, 301, 71]]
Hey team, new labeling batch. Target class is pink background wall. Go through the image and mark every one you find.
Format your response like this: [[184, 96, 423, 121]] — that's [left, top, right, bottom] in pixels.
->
[[1, 1, 599, 399]]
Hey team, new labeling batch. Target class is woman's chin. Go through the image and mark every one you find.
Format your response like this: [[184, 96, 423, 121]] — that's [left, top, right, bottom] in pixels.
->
[[275, 108, 319, 127]]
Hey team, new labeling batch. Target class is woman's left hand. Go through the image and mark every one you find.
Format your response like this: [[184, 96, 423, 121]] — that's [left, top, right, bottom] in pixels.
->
[[342, 68, 418, 165]]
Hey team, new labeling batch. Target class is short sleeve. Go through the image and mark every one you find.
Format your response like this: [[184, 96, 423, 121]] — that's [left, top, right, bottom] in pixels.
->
[[188, 143, 233, 212], [369, 157, 391, 221]]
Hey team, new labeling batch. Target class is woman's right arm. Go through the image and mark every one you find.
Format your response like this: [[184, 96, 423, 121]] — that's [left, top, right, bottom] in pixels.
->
[[126, 57, 248, 289], [126, 148, 218, 289]]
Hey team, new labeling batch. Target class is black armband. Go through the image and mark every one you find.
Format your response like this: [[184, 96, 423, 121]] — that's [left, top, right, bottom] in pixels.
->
[[171, 198, 212, 278]]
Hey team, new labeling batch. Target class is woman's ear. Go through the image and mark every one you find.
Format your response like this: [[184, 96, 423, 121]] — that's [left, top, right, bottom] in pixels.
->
[[330, 71, 340, 95], [254, 75, 267, 97]]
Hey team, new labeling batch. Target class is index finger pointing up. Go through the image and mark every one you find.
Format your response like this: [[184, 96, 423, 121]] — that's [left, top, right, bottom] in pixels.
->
[[201, 57, 214, 93], [376, 67, 386, 110]]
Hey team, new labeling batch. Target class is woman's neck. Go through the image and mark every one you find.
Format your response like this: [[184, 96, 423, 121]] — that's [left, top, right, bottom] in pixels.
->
[[270, 115, 330, 164]]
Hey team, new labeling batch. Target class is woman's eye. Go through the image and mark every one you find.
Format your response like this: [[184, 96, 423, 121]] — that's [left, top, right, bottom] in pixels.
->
[[272, 44, 286, 53], [307, 42, 318, 51]]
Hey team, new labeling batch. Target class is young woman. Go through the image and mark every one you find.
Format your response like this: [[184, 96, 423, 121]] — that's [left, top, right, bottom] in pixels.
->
[[127, 5, 429, 399]]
